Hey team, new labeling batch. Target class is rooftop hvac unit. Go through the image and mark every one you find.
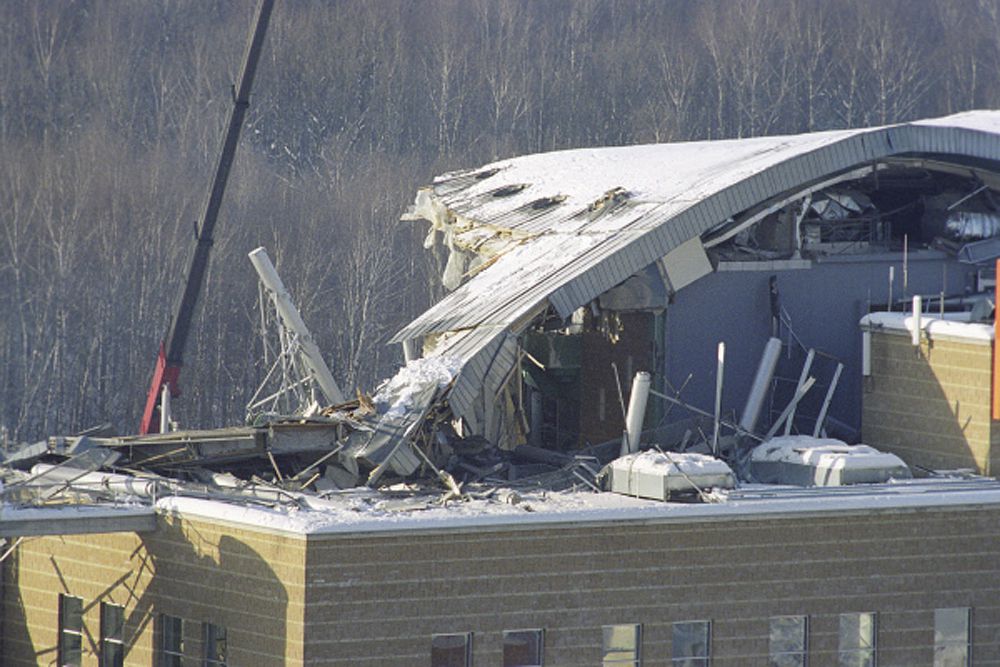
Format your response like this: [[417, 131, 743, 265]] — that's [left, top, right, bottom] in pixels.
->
[[602, 450, 735, 501], [750, 436, 911, 486]]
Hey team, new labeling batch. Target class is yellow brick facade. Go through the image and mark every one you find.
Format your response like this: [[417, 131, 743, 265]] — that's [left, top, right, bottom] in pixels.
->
[[2, 515, 306, 666], [6, 503, 1000, 665], [863, 330, 999, 474]]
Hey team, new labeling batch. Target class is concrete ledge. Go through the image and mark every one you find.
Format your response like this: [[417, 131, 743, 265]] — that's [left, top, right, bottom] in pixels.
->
[[0, 505, 156, 537]]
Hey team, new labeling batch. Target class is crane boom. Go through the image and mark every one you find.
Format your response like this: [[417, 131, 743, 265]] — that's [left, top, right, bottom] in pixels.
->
[[140, 0, 275, 434]]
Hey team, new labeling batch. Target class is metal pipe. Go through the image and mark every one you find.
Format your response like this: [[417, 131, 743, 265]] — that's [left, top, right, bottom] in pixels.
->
[[862, 330, 872, 377], [784, 349, 815, 436], [812, 363, 843, 437], [713, 343, 725, 455], [28, 464, 163, 499], [765, 376, 816, 440], [624, 372, 651, 454], [159, 384, 172, 434], [912, 295, 922, 347], [739, 337, 782, 434]]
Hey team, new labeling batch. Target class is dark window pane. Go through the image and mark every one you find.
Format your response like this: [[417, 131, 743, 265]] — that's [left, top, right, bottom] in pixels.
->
[[101, 603, 124, 641], [60, 632, 82, 667], [431, 633, 472, 667], [59, 595, 84, 667], [100, 642, 123, 667], [504, 629, 543, 666], [204, 623, 227, 664], [61, 595, 83, 631], [163, 615, 183, 651]]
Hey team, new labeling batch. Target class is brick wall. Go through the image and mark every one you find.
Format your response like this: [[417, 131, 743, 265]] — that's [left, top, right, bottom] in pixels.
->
[[862, 330, 996, 474], [7, 502, 1000, 666], [302, 506, 1000, 666], [2, 514, 307, 666]]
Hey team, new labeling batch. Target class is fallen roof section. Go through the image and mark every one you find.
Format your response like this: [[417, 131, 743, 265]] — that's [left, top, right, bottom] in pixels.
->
[[397, 111, 1000, 433]]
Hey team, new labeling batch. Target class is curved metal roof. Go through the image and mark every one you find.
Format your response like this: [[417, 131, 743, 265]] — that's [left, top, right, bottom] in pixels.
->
[[396, 110, 1000, 431]]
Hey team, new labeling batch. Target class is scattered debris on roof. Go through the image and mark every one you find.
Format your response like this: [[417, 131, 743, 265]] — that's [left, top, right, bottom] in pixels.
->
[[9, 112, 1000, 532]]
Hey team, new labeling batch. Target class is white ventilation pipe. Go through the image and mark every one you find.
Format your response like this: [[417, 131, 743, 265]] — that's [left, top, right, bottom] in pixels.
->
[[248, 247, 345, 405], [159, 384, 172, 434], [713, 342, 725, 455], [624, 372, 651, 454], [862, 330, 872, 377], [739, 337, 782, 434], [912, 295, 922, 347]]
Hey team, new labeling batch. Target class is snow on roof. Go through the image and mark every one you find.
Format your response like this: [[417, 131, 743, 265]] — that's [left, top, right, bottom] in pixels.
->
[[393, 111, 1000, 432], [860, 311, 994, 343], [0, 502, 156, 537], [609, 450, 735, 477], [153, 476, 1000, 537], [750, 436, 908, 471]]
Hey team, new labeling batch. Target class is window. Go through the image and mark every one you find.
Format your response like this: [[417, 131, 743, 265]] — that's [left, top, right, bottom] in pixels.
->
[[100, 603, 125, 667], [431, 633, 472, 667], [203, 623, 227, 667], [934, 607, 971, 667], [58, 594, 84, 667], [504, 629, 543, 667], [770, 615, 807, 667], [672, 620, 710, 666], [838, 612, 876, 667], [603, 624, 641, 666], [159, 614, 184, 667]]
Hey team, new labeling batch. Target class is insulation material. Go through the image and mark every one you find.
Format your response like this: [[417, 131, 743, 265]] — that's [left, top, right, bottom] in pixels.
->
[[946, 211, 1000, 241]]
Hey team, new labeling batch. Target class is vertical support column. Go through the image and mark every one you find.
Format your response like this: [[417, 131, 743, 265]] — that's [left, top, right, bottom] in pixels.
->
[[993, 259, 1000, 420]]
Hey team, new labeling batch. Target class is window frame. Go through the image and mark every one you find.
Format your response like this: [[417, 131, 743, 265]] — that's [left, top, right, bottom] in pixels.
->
[[934, 607, 971, 667], [838, 612, 877, 667], [99, 602, 125, 667], [203, 622, 228, 667], [602, 623, 642, 666], [58, 594, 84, 667], [503, 628, 544, 667], [769, 615, 808, 667], [159, 614, 185, 667], [431, 632, 473, 667], [672, 619, 711, 666]]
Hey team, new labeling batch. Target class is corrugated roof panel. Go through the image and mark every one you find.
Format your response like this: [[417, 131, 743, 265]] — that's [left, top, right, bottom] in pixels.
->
[[390, 113, 1000, 435]]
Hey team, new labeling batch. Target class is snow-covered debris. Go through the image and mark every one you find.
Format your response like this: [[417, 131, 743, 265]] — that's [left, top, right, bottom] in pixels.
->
[[373, 355, 463, 419], [750, 436, 911, 486]]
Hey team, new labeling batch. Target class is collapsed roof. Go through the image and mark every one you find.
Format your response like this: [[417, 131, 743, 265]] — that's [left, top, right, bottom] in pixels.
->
[[8, 112, 1000, 533], [396, 111, 1000, 441]]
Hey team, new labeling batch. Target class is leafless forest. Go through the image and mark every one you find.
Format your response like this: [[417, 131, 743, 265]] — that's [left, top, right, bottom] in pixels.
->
[[2, 0, 999, 442]]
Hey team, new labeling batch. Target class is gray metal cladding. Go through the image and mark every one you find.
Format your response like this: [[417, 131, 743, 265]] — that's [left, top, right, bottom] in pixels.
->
[[395, 113, 1000, 432]]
